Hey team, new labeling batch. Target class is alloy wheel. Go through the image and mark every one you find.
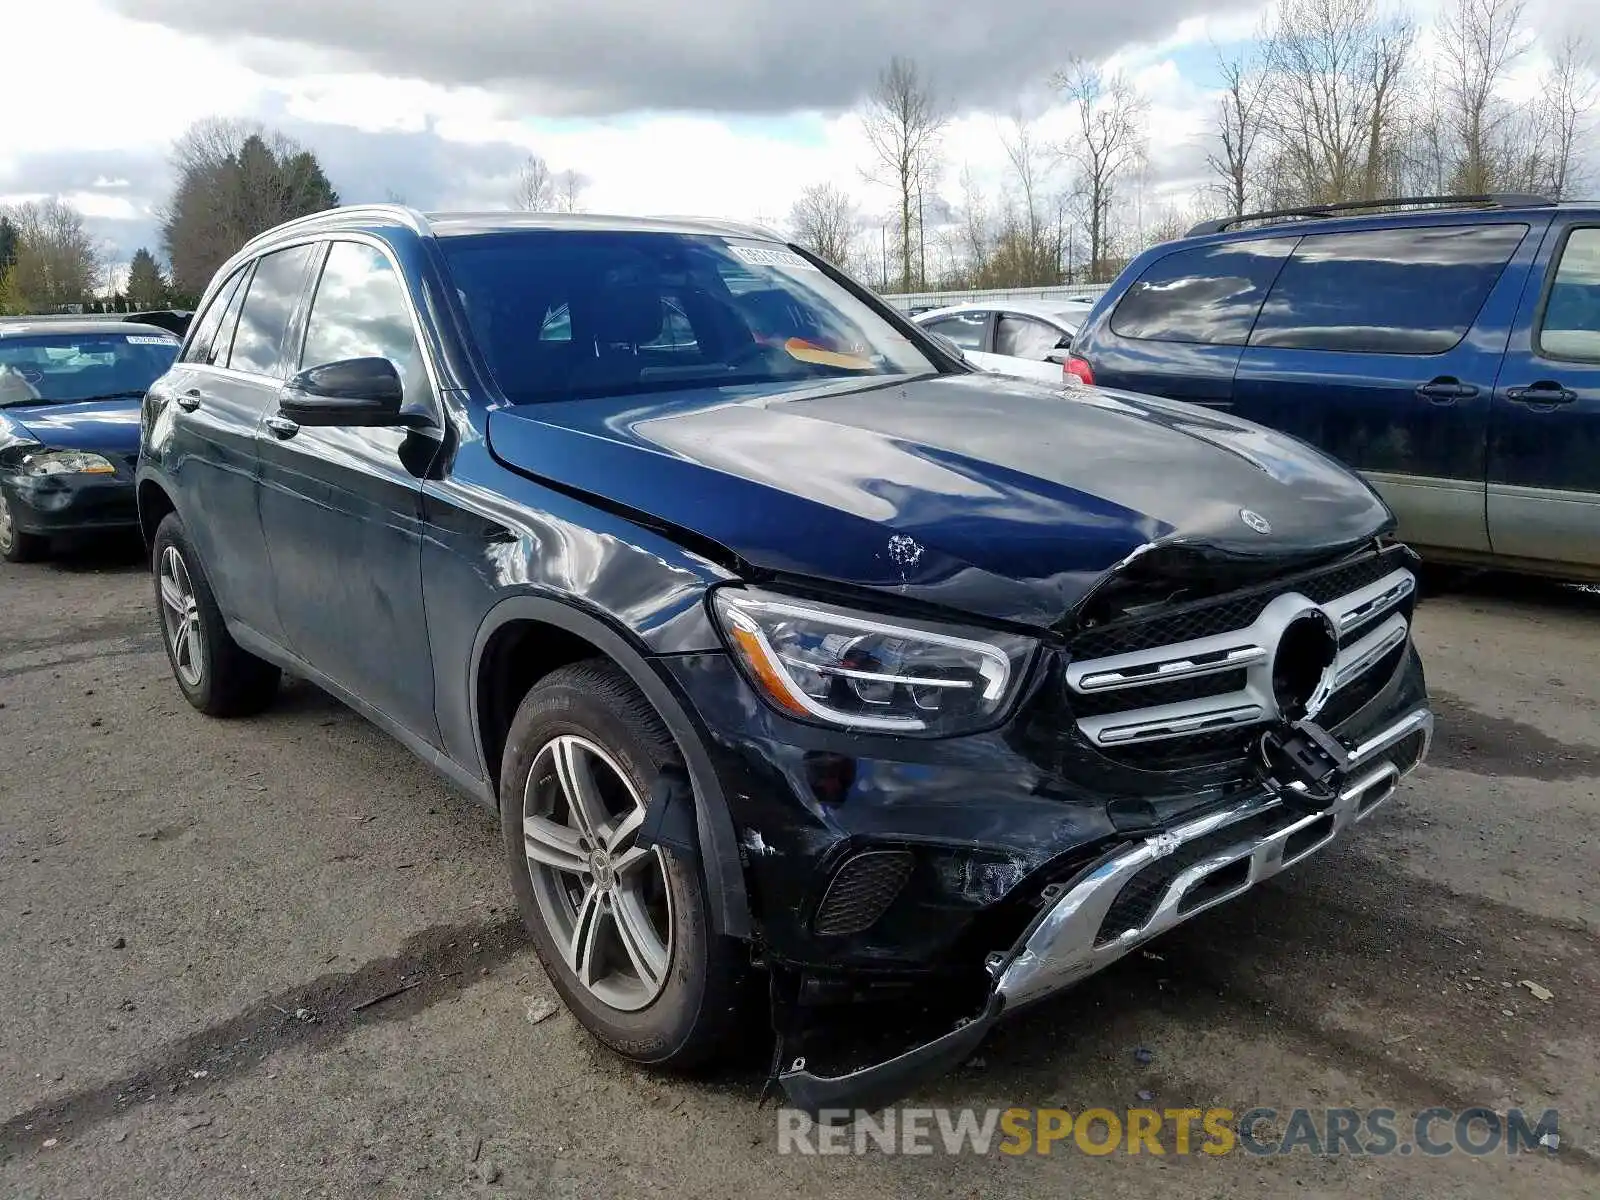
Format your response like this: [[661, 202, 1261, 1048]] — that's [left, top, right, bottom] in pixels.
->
[[522, 735, 674, 1011], [158, 545, 205, 688], [0, 492, 14, 555]]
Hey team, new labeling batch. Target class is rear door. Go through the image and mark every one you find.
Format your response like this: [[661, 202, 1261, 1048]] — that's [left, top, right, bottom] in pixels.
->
[[1488, 221, 1600, 570], [1232, 220, 1539, 554], [991, 312, 1071, 382], [151, 257, 288, 641]]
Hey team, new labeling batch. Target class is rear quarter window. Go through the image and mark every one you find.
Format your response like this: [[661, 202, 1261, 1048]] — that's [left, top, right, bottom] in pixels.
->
[[1249, 224, 1528, 355], [1537, 226, 1600, 362], [1110, 238, 1296, 345]]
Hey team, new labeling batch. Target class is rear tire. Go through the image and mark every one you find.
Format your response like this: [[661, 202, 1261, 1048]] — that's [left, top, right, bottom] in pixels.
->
[[152, 512, 280, 717], [500, 660, 747, 1070]]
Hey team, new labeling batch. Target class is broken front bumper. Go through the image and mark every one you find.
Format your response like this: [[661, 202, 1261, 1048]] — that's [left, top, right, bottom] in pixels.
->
[[778, 705, 1433, 1113]]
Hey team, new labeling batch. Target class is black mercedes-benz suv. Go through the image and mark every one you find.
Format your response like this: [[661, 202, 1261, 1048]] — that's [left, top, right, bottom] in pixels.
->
[[137, 206, 1432, 1109]]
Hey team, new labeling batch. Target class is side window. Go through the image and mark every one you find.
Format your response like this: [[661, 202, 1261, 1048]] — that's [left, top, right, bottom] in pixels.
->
[[301, 241, 428, 398], [996, 314, 1065, 359], [539, 304, 571, 342], [641, 299, 700, 352], [205, 268, 252, 367], [1251, 224, 1528, 354], [229, 244, 320, 378], [1111, 238, 1295, 345], [181, 268, 246, 365], [1538, 227, 1600, 362], [922, 312, 988, 351]]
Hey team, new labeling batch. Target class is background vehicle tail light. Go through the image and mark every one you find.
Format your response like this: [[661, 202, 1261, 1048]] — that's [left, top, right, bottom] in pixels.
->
[[1065, 357, 1095, 386]]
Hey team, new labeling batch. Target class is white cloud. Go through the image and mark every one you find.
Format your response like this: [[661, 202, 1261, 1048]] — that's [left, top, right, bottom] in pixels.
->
[[9, 0, 1597, 266]]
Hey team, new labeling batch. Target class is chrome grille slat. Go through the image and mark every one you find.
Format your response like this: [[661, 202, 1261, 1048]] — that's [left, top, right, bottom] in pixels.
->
[[1068, 565, 1415, 749]]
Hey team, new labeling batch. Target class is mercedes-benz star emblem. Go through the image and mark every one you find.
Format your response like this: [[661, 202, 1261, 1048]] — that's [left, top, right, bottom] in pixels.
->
[[1240, 508, 1273, 535]]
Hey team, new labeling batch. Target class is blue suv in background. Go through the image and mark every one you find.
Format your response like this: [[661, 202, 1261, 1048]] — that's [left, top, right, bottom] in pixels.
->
[[1067, 194, 1600, 583]]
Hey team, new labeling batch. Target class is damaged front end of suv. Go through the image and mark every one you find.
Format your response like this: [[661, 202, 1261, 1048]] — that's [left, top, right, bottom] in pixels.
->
[[592, 380, 1435, 1113], [744, 535, 1429, 1112]]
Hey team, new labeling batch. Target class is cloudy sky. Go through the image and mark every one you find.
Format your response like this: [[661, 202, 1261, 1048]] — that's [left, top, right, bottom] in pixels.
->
[[0, 0, 1589, 274]]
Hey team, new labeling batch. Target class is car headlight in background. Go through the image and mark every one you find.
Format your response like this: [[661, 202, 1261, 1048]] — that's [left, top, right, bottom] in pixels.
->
[[712, 588, 1036, 735], [20, 450, 116, 477]]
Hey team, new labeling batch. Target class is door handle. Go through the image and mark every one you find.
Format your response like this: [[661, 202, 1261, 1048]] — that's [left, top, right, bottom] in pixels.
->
[[1414, 378, 1479, 403], [265, 415, 301, 439], [175, 389, 201, 412], [1505, 382, 1578, 405]]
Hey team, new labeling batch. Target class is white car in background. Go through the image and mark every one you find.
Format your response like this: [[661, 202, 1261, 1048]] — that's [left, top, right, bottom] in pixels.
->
[[914, 298, 1095, 383]]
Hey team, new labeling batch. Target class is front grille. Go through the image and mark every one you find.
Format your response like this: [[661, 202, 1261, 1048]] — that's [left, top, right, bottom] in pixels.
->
[[813, 850, 915, 937], [1072, 550, 1402, 662], [1070, 669, 1251, 719], [1313, 641, 1406, 728], [1065, 547, 1416, 766]]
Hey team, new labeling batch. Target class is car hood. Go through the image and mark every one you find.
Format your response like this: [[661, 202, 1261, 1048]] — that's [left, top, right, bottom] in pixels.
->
[[485, 372, 1394, 630], [0, 398, 143, 457]]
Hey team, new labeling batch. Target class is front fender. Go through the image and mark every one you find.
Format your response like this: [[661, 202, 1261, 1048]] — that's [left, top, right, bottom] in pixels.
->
[[468, 593, 753, 940]]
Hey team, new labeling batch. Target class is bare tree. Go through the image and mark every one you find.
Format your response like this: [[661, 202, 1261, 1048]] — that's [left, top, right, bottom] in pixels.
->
[[1438, 0, 1531, 192], [552, 170, 589, 213], [1538, 34, 1600, 199], [787, 183, 858, 269], [860, 56, 947, 293], [1, 199, 103, 311], [1208, 49, 1270, 216], [513, 155, 555, 211], [1260, 0, 1415, 204], [997, 113, 1062, 283], [1055, 57, 1148, 283]]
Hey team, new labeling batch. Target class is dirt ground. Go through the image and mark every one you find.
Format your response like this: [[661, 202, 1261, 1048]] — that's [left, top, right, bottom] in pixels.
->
[[0, 538, 1595, 1199]]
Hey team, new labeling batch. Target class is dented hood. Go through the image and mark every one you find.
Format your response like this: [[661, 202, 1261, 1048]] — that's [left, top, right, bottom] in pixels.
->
[[485, 372, 1394, 629]]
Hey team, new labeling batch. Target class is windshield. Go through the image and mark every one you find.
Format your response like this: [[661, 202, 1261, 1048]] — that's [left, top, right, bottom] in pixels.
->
[[0, 331, 180, 407], [439, 230, 939, 404]]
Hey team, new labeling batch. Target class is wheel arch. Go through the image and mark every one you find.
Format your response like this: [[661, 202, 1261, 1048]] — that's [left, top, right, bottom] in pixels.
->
[[137, 476, 177, 550], [470, 595, 751, 940]]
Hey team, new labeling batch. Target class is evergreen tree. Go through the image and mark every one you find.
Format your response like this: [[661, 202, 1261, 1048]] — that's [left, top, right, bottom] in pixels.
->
[[126, 247, 169, 309]]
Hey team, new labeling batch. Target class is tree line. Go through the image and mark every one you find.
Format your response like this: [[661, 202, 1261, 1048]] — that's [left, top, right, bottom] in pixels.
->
[[790, 0, 1599, 292], [1, 118, 604, 317]]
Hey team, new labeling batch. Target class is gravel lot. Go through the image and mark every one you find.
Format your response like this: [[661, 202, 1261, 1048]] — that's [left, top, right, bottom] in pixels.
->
[[1, 538, 1596, 1198]]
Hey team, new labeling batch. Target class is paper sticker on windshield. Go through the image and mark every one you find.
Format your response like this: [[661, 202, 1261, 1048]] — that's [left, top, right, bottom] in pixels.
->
[[781, 337, 874, 371], [727, 245, 820, 271], [126, 335, 178, 345]]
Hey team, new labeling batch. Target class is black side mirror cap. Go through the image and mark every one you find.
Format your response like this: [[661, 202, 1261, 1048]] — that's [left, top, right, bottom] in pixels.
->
[[281, 357, 430, 428]]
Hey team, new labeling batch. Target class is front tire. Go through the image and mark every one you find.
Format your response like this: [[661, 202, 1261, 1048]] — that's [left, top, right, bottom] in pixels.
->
[[0, 491, 48, 563], [500, 660, 746, 1069], [152, 513, 280, 717]]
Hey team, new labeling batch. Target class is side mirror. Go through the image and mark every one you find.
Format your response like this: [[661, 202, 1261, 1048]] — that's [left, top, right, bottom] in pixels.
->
[[281, 357, 426, 428], [930, 332, 967, 363]]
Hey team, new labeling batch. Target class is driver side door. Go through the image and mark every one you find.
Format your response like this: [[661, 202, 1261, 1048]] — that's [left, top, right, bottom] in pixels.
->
[[255, 238, 443, 746]]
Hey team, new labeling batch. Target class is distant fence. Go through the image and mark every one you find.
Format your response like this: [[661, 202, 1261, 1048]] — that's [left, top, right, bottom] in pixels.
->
[[879, 283, 1111, 313]]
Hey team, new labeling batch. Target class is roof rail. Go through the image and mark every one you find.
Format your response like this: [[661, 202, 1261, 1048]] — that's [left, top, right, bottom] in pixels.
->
[[240, 203, 433, 250], [1185, 193, 1555, 238], [648, 214, 788, 241]]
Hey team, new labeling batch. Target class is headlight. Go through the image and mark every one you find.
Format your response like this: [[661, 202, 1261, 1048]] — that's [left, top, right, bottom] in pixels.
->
[[712, 588, 1036, 735], [21, 450, 116, 477]]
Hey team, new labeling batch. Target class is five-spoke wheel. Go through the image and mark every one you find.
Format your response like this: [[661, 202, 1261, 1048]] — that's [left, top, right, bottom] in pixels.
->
[[523, 735, 674, 1011]]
